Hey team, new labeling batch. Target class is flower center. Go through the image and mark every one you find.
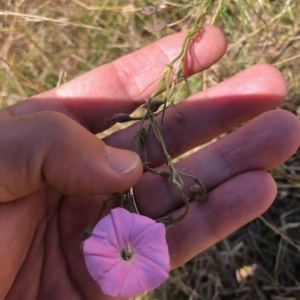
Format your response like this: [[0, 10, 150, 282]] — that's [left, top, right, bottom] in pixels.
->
[[120, 242, 134, 261]]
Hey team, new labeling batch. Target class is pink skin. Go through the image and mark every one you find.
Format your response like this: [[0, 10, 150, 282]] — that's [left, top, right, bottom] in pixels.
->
[[0, 25, 299, 300], [83, 208, 169, 298]]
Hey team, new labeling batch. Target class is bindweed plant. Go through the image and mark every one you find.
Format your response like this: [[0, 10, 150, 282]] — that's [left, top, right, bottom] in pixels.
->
[[113, 1, 217, 228], [82, 1, 218, 297]]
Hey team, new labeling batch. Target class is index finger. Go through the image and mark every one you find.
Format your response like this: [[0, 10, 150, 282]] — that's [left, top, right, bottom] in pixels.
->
[[1, 26, 227, 132]]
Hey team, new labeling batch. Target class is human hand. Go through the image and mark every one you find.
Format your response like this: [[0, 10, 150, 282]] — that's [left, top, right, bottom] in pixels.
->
[[1, 25, 299, 299]]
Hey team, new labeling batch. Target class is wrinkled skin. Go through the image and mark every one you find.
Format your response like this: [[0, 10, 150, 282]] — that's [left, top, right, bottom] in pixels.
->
[[1, 26, 299, 300]]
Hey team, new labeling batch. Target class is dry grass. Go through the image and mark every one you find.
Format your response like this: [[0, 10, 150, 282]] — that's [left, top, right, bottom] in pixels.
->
[[1, 0, 300, 299]]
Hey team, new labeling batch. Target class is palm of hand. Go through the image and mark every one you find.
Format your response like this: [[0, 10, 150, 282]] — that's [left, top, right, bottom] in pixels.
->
[[2, 188, 117, 299]]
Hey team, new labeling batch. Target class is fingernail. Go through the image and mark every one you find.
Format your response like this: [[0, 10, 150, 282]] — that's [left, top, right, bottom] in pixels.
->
[[106, 146, 140, 174]]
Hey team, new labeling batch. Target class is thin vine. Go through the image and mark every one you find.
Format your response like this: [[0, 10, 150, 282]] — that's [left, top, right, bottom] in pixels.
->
[[83, 1, 218, 238], [129, 2, 214, 227]]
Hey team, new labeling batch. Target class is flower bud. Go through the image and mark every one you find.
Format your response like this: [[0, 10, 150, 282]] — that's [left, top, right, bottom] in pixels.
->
[[145, 99, 165, 113], [112, 113, 133, 123], [190, 184, 206, 201], [141, 6, 158, 15], [152, 24, 167, 32], [159, 171, 170, 178]]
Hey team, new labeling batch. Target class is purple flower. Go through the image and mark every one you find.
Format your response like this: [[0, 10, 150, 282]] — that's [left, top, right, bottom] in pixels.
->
[[83, 207, 170, 298]]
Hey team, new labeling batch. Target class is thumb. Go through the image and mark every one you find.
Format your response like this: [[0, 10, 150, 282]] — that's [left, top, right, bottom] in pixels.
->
[[0, 111, 143, 202]]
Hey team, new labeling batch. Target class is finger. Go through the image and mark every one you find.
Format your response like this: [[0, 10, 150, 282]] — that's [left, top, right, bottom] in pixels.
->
[[166, 170, 277, 269], [0, 112, 142, 202], [105, 64, 287, 165], [1, 26, 227, 133], [134, 109, 300, 218]]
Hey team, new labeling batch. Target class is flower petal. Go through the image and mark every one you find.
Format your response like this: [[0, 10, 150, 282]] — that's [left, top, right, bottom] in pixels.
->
[[83, 208, 170, 298]]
